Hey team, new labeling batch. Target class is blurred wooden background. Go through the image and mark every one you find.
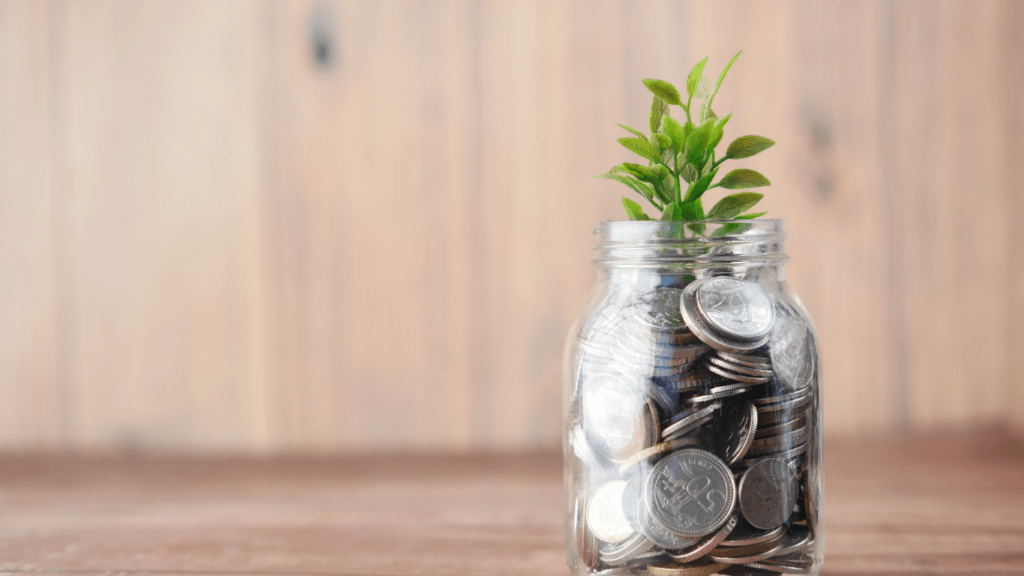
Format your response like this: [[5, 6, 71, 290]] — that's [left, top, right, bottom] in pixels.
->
[[1, 0, 1022, 454]]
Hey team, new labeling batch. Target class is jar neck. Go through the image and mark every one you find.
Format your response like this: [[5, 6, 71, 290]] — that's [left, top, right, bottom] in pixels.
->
[[593, 219, 788, 268]]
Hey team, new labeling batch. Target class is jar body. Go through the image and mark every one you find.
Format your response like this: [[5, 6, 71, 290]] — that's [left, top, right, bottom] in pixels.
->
[[564, 221, 823, 576]]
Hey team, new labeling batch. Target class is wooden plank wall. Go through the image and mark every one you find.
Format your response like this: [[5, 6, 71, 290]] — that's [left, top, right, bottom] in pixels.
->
[[0, 0, 1021, 453]]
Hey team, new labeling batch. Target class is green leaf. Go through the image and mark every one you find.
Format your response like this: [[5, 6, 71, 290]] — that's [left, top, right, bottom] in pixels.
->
[[679, 199, 704, 221], [709, 50, 741, 108], [651, 133, 673, 150], [660, 116, 688, 152], [622, 197, 650, 220], [708, 113, 732, 151], [661, 202, 683, 221], [681, 163, 699, 184], [618, 162, 655, 180], [687, 57, 709, 98], [707, 192, 764, 219], [694, 77, 712, 101], [618, 124, 647, 139], [683, 168, 719, 203], [650, 165, 675, 204], [718, 168, 771, 189], [736, 211, 767, 220], [597, 172, 657, 205], [649, 96, 670, 133], [618, 137, 661, 163], [710, 222, 752, 237], [643, 79, 683, 106], [684, 119, 715, 168], [725, 135, 776, 159]]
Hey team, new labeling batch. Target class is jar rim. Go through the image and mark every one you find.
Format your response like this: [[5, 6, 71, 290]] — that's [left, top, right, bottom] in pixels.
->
[[593, 219, 788, 267]]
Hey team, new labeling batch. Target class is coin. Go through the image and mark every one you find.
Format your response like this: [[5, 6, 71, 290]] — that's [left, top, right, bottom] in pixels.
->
[[668, 513, 738, 563], [754, 387, 810, 406], [620, 469, 646, 533], [707, 539, 784, 564], [647, 559, 729, 576], [662, 412, 715, 442], [600, 531, 654, 565], [754, 416, 807, 439], [717, 351, 772, 370], [706, 363, 770, 384], [769, 308, 815, 391], [685, 384, 752, 404], [574, 494, 600, 569], [701, 399, 758, 464], [745, 557, 814, 574], [582, 374, 656, 461], [631, 288, 690, 331], [774, 525, 813, 557], [645, 449, 736, 538], [707, 355, 774, 378], [619, 437, 700, 476], [695, 277, 775, 341], [720, 523, 785, 547], [680, 280, 769, 352], [662, 402, 722, 439], [738, 458, 799, 530], [588, 480, 636, 543]]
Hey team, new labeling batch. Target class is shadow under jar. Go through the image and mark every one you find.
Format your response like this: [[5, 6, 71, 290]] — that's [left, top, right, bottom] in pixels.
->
[[564, 220, 823, 576]]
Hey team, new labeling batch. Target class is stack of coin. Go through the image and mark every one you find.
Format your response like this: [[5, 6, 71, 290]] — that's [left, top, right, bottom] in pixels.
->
[[571, 277, 819, 575]]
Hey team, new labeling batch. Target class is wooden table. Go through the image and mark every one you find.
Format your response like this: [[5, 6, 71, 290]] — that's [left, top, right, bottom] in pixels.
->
[[1, 429, 1022, 575]]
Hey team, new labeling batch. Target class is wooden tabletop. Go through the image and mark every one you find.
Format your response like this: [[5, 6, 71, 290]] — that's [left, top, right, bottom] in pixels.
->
[[1, 429, 1022, 576]]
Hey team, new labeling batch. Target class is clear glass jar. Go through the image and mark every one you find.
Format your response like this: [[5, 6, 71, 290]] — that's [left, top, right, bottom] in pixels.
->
[[563, 220, 823, 576]]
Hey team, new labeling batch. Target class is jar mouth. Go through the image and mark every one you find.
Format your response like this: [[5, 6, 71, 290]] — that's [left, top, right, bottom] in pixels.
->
[[593, 219, 788, 268]]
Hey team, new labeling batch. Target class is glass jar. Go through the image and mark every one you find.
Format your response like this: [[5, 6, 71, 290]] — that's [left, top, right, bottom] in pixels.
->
[[563, 220, 823, 576]]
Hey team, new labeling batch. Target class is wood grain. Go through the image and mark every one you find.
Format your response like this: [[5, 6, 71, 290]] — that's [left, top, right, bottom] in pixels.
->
[[0, 0, 62, 449], [0, 0, 1022, 452], [54, 1, 273, 451], [0, 429, 1021, 575]]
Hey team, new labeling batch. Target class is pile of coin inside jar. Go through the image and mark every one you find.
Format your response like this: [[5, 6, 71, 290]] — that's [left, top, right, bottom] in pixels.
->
[[570, 276, 819, 575]]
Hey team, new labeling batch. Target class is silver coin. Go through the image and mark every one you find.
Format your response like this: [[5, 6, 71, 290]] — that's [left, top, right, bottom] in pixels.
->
[[769, 308, 815, 391], [706, 355, 774, 378], [600, 531, 655, 565], [754, 416, 808, 439], [738, 458, 799, 530], [662, 402, 721, 439], [685, 385, 752, 404], [695, 277, 775, 341], [667, 513, 738, 563], [574, 494, 600, 569], [754, 387, 811, 406], [774, 526, 813, 557], [582, 374, 656, 461], [745, 557, 814, 574], [631, 288, 690, 331], [705, 363, 770, 384], [719, 523, 785, 547], [588, 480, 636, 543], [680, 280, 769, 352], [639, 493, 701, 550], [748, 425, 808, 457], [645, 449, 736, 538], [707, 540, 785, 564], [734, 443, 807, 470], [662, 413, 716, 442], [717, 351, 772, 370], [620, 469, 647, 533], [702, 399, 758, 464]]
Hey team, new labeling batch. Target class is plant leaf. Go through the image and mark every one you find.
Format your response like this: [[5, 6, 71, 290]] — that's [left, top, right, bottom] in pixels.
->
[[651, 133, 673, 150], [643, 79, 683, 106], [681, 163, 699, 184], [597, 172, 657, 205], [707, 192, 764, 219], [735, 211, 767, 220], [660, 116, 688, 152], [680, 199, 704, 224], [708, 113, 732, 151], [709, 50, 741, 108], [620, 162, 655, 180], [622, 197, 651, 220], [684, 119, 715, 168], [618, 124, 647, 139], [710, 222, 752, 237], [618, 137, 661, 163], [649, 96, 670, 133], [718, 168, 771, 189], [661, 202, 683, 221], [726, 135, 776, 159], [683, 168, 719, 203], [687, 56, 709, 98]]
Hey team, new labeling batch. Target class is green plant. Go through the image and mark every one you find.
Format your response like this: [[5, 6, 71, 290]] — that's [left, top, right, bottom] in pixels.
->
[[598, 51, 774, 224]]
